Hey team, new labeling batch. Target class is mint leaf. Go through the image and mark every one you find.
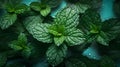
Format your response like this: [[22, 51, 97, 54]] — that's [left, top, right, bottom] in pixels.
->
[[21, 46, 32, 58], [46, 44, 67, 66], [55, 6, 79, 29], [9, 33, 27, 51], [30, 23, 52, 43], [15, 4, 29, 14], [9, 40, 23, 51], [0, 14, 17, 29], [69, 3, 89, 14], [65, 28, 85, 46], [30, 2, 51, 16], [102, 19, 120, 40], [24, 16, 43, 34], [48, 24, 65, 37], [97, 31, 109, 46], [66, 58, 87, 67], [30, 2, 41, 11], [54, 36, 65, 46], [18, 33, 27, 44], [0, 54, 7, 67], [40, 5, 51, 17]]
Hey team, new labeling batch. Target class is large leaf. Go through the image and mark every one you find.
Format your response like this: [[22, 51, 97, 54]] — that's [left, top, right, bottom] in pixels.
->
[[65, 28, 85, 46], [54, 6, 79, 29], [24, 15, 43, 34], [102, 19, 120, 40], [65, 58, 87, 67], [30, 23, 52, 43], [0, 14, 17, 29], [0, 54, 7, 67], [46, 44, 67, 66]]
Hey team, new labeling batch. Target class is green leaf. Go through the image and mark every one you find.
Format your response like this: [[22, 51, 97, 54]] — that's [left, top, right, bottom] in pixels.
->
[[102, 19, 120, 40], [30, 2, 41, 11], [40, 5, 51, 17], [75, 3, 89, 13], [54, 36, 65, 46], [55, 6, 79, 29], [9, 40, 23, 51], [21, 46, 32, 58], [97, 31, 109, 46], [24, 15, 43, 34], [100, 56, 116, 67], [30, 23, 52, 43], [65, 28, 85, 46], [0, 14, 17, 29], [9, 33, 27, 51], [79, 9, 101, 28], [46, 44, 67, 66], [0, 54, 7, 67], [48, 24, 65, 37], [15, 4, 29, 14], [69, 3, 89, 14], [18, 33, 27, 44], [41, 0, 62, 8], [65, 58, 87, 67]]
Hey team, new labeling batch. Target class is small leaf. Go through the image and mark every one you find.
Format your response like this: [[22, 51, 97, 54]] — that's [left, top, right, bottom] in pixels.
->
[[18, 33, 27, 45], [46, 44, 67, 66], [54, 36, 65, 46], [0, 14, 17, 29], [55, 6, 79, 29], [65, 28, 85, 46], [48, 24, 65, 37], [65, 58, 87, 67], [40, 5, 51, 17], [0, 54, 7, 67], [15, 4, 29, 14], [22, 46, 32, 58], [30, 23, 52, 43], [9, 41, 23, 51], [79, 9, 101, 27], [30, 2, 41, 11], [97, 31, 109, 46]]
